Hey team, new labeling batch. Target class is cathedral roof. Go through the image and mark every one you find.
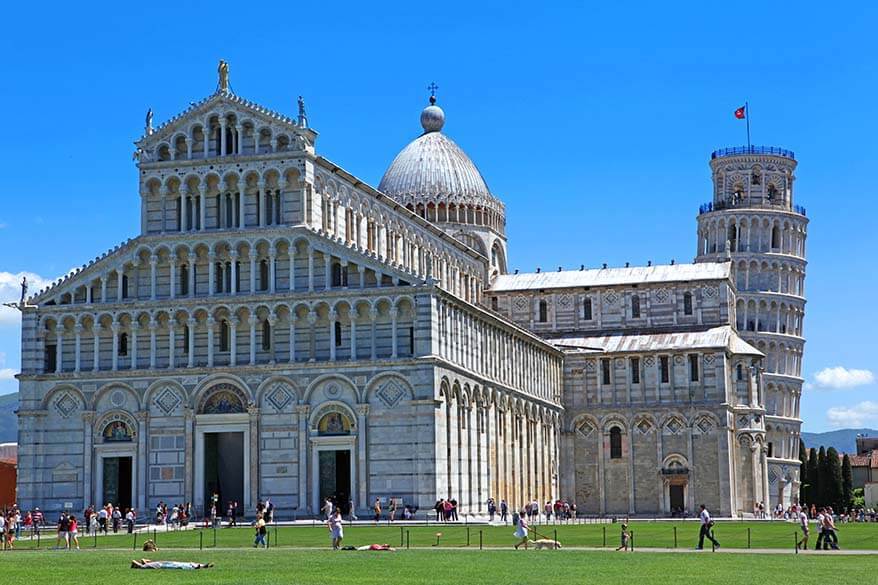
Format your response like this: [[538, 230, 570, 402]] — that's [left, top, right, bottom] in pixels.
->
[[378, 99, 503, 212], [490, 262, 731, 292], [549, 325, 762, 356]]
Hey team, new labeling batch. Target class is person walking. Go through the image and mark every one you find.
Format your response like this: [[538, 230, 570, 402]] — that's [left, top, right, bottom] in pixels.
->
[[253, 513, 267, 548], [615, 523, 630, 551], [796, 505, 810, 550], [56, 512, 70, 550], [696, 504, 719, 550], [487, 498, 496, 522], [373, 498, 382, 523], [126, 509, 136, 534], [513, 509, 529, 549], [68, 515, 80, 550], [326, 508, 344, 550], [389, 498, 398, 522], [500, 499, 509, 523]]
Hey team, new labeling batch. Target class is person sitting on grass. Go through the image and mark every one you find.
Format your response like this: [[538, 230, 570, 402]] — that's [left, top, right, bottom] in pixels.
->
[[615, 523, 630, 551], [513, 509, 529, 549], [131, 559, 213, 570]]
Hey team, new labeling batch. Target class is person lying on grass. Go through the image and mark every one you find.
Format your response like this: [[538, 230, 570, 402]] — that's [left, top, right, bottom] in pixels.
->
[[130, 559, 214, 570]]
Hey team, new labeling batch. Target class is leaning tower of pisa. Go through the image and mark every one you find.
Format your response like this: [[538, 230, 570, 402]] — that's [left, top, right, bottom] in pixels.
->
[[695, 146, 808, 510]]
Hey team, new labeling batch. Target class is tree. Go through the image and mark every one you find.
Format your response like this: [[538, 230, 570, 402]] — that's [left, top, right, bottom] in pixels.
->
[[816, 446, 827, 506], [807, 447, 819, 507], [826, 447, 844, 511], [842, 453, 854, 510], [799, 439, 809, 505]]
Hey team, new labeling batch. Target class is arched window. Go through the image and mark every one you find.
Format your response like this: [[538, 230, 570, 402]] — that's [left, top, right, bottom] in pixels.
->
[[631, 294, 640, 318], [44, 343, 57, 373], [609, 427, 623, 459], [736, 363, 744, 381], [331, 262, 347, 287], [224, 262, 232, 293], [215, 262, 225, 293], [771, 225, 780, 249], [121, 275, 129, 299], [728, 224, 737, 251], [683, 292, 693, 315], [334, 320, 342, 347], [180, 264, 189, 296], [259, 259, 269, 291], [582, 298, 592, 321], [118, 332, 128, 356], [261, 319, 272, 351], [767, 184, 778, 200], [182, 324, 190, 354], [219, 320, 230, 352], [538, 300, 548, 323]]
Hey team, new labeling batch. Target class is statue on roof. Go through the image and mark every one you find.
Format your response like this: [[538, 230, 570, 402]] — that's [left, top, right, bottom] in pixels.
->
[[20, 276, 27, 305], [218, 60, 230, 93], [297, 95, 308, 128], [145, 108, 153, 135]]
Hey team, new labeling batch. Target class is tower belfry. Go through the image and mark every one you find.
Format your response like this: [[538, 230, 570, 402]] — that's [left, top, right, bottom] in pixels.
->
[[696, 145, 808, 509]]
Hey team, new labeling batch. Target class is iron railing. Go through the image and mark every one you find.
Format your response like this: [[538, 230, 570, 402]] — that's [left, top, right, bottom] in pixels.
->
[[699, 200, 806, 217], [711, 146, 795, 159]]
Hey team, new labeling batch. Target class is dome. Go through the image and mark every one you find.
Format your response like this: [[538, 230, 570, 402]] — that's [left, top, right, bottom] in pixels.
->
[[378, 101, 503, 213]]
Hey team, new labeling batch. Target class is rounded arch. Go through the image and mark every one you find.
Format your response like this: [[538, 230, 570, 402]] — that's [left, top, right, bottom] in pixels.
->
[[192, 373, 253, 410], [94, 410, 138, 443], [308, 400, 358, 432], [144, 379, 188, 414], [302, 373, 359, 405], [91, 381, 141, 411], [254, 375, 300, 407], [41, 384, 87, 411], [362, 372, 415, 405]]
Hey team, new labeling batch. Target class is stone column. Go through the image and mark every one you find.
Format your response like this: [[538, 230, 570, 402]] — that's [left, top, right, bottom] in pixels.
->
[[235, 125, 243, 155], [116, 269, 124, 301], [92, 323, 100, 371], [208, 254, 216, 295], [219, 120, 227, 156], [296, 405, 310, 513], [199, 191, 206, 232], [369, 308, 378, 360], [73, 325, 82, 373], [249, 314, 257, 365], [357, 404, 369, 511], [206, 317, 215, 367], [230, 251, 239, 294], [149, 255, 157, 300], [248, 405, 260, 508], [148, 319, 157, 369], [390, 307, 398, 359], [288, 317, 296, 363], [249, 253, 257, 293], [328, 310, 337, 361], [258, 180, 266, 227], [350, 316, 357, 361], [168, 324, 176, 369], [307, 247, 315, 292], [187, 253, 197, 296], [110, 323, 119, 371], [169, 259, 177, 299], [229, 316, 238, 366], [358, 266, 365, 289], [267, 317, 276, 364], [269, 252, 276, 293], [136, 410, 149, 512], [324, 254, 332, 291], [288, 248, 296, 291], [130, 322, 139, 370], [187, 318, 196, 367], [239, 185, 246, 228], [82, 411, 95, 508], [100, 275, 108, 302], [307, 311, 317, 361]]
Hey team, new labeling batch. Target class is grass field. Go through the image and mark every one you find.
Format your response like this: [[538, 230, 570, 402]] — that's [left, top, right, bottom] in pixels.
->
[[6, 520, 878, 551], [2, 548, 878, 585]]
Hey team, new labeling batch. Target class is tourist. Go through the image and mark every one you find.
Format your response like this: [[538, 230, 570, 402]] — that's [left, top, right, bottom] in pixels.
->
[[695, 504, 719, 550], [513, 509, 529, 549], [265, 498, 274, 523], [389, 498, 398, 522], [68, 515, 80, 550], [56, 512, 70, 550], [487, 498, 496, 522], [126, 509, 136, 533], [796, 505, 810, 550], [373, 498, 382, 523], [544, 500, 553, 522], [97, 506, 108, 534], [33, 508, 44, 537], [348, 499, 358, 521], [112, 506, 122, 533], [253, 513, 267, 548], [615, 523, 630, 551], [0, 511, 6, 548], [434, 499, 444, 522], [5, 510, 16, 549], [322, 498, 334, 520], [450, 498, 458, 521], [327, 508, 344, 550], [823, 508, 840, 550], [500, 499, 509, 522], [443, 499, 453, 521]]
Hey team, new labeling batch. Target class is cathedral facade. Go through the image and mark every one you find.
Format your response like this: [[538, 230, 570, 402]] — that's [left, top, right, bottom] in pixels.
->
[[15, 65, 806, 519]]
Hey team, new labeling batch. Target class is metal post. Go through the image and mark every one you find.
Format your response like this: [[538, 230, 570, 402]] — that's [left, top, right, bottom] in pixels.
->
[[794, 531, 798, 555], [200, 530, 203, 550], [267, 531, 270, 549], [213, 527, 216, 548], [133, 532, 137, 550], [153, 528, 157, 545], [603, 525, 606, 547], [467, 527, 470, 547], [94, 530, 97, 548], [400, 526, 404, 547], [711, 528, 716, 553], [479, 530, 483, 550], [554, 528, 558, 546], [747, 527, 751, 549], [673, 526, 677, 548], [406, 530, 410, 550], [631, 531, 635, 552], [275, 524, 279, 547]]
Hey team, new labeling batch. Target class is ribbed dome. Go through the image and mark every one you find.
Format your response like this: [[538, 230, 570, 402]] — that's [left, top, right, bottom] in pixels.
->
[[378, 102, 502, 212]]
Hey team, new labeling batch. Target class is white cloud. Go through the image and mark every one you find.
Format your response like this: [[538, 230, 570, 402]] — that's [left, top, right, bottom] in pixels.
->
[[0, 368, 15, 380], [827, 401, 878, 428], [0, 270, 56, 326], [813, 366, 875, 389]]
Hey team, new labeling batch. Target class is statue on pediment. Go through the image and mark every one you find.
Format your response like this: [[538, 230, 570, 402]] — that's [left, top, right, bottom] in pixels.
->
[[218, 60, 230, 93], [145, 108, 153, 135]]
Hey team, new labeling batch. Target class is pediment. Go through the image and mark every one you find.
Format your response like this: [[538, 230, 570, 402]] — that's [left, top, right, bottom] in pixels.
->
[[135, 91, 317, 155]]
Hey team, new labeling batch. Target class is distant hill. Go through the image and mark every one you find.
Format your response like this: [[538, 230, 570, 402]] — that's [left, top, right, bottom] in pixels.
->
[[801, 428, 878, 453], [0, 392, 17, 443]]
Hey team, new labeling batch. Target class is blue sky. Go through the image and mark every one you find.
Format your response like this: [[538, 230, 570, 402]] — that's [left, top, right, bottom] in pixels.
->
[[0, 1, 875, 432]]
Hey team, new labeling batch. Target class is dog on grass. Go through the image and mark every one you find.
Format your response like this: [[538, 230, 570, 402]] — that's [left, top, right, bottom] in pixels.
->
[[528, 538, 562, 550]]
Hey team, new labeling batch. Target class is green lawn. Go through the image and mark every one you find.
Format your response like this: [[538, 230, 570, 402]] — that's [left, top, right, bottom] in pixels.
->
[[7, 520, 878, 551], [2, 548, 877, 585]]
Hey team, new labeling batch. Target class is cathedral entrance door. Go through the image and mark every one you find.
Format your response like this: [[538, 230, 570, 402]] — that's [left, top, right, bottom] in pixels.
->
[[669, 484, 685, 514], [319, 449, 352, 515], [203, 432, 244, 515], [102, 456, 133, 511]]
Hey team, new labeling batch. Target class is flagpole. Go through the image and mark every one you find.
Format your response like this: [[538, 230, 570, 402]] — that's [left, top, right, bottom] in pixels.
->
[[745, 101, 751, 151]]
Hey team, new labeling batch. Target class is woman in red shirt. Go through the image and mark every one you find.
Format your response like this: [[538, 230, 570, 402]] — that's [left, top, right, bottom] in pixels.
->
[[68, 515, 81, 550]]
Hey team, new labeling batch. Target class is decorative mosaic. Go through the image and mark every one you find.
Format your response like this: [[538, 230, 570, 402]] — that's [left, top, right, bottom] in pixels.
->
[[54, 392, 79, 418], [738, 415, 750, 428], [704, 354, 715, 365], [585, 360, 596, 372], [110, 389, 126, 407], [703, 285, 718, 298], [604, 291, 619, 305], [664, 417, 684, 435], [514, 296, 529, 311], [266, 382, 294, 412], [643, 356, 655, 367], [557, 294, 571, 307], [654, 288, 669, 303], [635, 418, 653, 434], [674, 355, 684, 365], [575, 420, 595, 438], [154, 387, 182, 415], [376, 379, 407, 409], [324, 383, 341, 398], [696, 417, 714, 434]]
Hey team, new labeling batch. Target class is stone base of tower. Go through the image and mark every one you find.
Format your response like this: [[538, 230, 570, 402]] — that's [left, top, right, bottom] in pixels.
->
[[767, 459, 800, 510]]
